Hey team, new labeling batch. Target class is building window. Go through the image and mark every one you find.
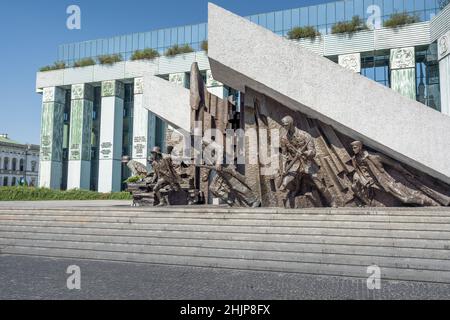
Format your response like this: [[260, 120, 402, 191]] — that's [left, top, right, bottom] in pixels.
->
[[31, 161, 36, 172], [30, 178, 36, 187], [19, 158, 24, 172], [3, 176, 8, 186], [12, 158, 17, 171], [3, 157, 9, 170], [361, 53, 390, 87], [416, 44, 441, 111], [11, 177, 16, 186]]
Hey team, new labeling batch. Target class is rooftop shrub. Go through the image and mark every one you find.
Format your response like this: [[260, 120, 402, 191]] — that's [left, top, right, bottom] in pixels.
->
[[165, 44, 194, 57], [287, 26, 320, 40], [383, 13, 421, 28], [131, 48, 160, 61], [73, 58, 96, 68], [331, 16, 368, 34], [39, 61, 66, 72], [98, 54, 123, 65]]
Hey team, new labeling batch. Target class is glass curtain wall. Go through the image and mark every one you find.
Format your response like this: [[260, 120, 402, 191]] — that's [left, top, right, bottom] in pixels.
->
[[90, 87, 101, 191], [61, 89, 71, 190], [121, 83, 134, 190], [58, 0, 440, 66], [416, 44, 441, 111]]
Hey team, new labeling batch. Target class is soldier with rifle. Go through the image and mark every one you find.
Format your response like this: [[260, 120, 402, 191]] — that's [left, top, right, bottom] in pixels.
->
[[279, 116, 336, 207]]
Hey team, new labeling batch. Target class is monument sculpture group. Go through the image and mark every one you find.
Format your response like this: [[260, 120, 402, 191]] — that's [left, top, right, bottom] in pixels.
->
[[125, 62, 450, 209]]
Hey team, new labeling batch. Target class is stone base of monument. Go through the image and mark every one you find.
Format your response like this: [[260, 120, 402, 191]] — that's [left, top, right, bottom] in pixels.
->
[[1, 205, 449, 284], [127, 182, 203, 206]]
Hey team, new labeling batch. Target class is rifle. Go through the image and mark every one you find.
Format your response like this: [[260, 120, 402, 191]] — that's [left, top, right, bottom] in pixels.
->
[[196, 164, 253, 191], [277, 137, 311, 188]]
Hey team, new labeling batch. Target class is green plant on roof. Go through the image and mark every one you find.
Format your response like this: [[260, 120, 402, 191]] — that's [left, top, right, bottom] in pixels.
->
[[165, 44, 194, 57], [39, 61, 66, 72], [287, 26, 321, 40], [383, 13, 421, 28], [331, 16, 368, 34], [131, 48, 160, 61], [98, 54, 123, 65], [73, 58, 96, 68]]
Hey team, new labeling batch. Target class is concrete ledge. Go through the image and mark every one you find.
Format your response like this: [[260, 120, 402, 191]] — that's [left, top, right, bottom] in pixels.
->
[[142, 75, 190, 132], [208, 3, 450, 184]]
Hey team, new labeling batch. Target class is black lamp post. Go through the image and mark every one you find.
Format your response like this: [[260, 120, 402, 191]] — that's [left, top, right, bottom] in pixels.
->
[[23, 144, 31, 186]]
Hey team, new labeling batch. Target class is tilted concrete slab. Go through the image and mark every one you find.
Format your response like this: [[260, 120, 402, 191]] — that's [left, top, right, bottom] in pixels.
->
[[208, 3, 450, 184], [142, 75, 190, 132]]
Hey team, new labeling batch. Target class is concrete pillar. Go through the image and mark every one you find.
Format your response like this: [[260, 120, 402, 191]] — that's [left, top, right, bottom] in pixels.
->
[[390, 47, 416, 100], [98, 80, 124, 193], [132, 77, 156, 167], [206, 70, 229, 99], [338, 53, 361, 73], [39, 87, 65, 189], [164, 73, 191, 152], [67, 84, 93, 190], [438, 31, 450, 115]]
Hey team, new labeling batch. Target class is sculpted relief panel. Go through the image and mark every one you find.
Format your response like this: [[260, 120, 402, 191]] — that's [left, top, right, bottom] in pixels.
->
[[242, 88, 450, 208], [438, 32, 450, 61], [390, 47, 415, 70], [126, 62, 450, 208]]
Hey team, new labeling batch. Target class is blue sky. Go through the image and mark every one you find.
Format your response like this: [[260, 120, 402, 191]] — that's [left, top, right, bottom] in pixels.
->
[[0, 0, 327, 144]]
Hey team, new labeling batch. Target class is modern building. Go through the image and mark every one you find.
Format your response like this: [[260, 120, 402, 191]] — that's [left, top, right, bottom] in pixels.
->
[[0, 134, 40, 187], [36, 0, 450, 192]]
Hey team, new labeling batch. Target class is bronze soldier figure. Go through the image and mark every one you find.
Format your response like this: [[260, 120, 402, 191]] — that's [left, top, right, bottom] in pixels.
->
[[148, 146, 182, 206], [350, 141, 439, 206], [279, 116, 336, 207]]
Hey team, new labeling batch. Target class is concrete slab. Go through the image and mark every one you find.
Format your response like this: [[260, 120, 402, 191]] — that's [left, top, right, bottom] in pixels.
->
[[207, 3, 450, 184]]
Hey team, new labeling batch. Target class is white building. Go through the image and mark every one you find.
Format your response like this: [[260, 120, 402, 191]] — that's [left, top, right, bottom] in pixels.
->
[[0, 134, 39, 187]]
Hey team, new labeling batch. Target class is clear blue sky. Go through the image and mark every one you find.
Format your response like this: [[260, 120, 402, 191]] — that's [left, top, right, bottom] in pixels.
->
[[0, 0, 327, 145]]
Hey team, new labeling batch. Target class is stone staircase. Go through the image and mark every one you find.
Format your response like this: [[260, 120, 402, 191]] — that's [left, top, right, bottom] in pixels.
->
[[0, 206, 449, 283]]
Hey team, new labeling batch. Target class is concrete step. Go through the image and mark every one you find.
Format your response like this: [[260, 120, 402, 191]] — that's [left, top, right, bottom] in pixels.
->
[[1, 220, 450, 240], [1, 231, 449, 260], [2, 225, 449, 250], [1, 238, 449, 272], [2, 213, 450, 226], [2, 207, 450, 216], [1, 206, 450, 283], [3, 246, 450, 284]]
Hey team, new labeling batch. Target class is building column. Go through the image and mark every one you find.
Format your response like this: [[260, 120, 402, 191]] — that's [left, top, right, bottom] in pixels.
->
[[98, 80, 124, 193], [67, 84, 94, 190], [390, 47, 416, 100], [39, 87, 65, 189], [338, 53, 361, 73], [206, 70, 229, 99], [132, 77, 156, 167], [438, 31, 450, 115]]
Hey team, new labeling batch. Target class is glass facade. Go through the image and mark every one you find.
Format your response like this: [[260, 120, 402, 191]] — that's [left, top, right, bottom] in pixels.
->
[[90, 87, 102, 191], [416, 44, 441, 111], [57, 0, 441, 66], [361, 52, 390, 87]]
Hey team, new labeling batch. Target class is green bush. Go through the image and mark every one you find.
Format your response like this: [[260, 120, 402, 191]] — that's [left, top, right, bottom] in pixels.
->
[[287, 26, 320, 40], [383, 13, 421, 28], [0, 186, 132, 201], [131, 48, 160, 61], [39, 61, 66, 72], [165, 44, 194, 57], [98, 54, 123, 65], [124, 176, 141, 183], [331, 16, 368, 34], [201, 40, 208, 52], [73, 58, 96, 68]]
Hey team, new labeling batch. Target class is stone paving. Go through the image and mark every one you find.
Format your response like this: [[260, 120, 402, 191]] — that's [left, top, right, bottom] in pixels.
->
[[1, 255, 449, 300]]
